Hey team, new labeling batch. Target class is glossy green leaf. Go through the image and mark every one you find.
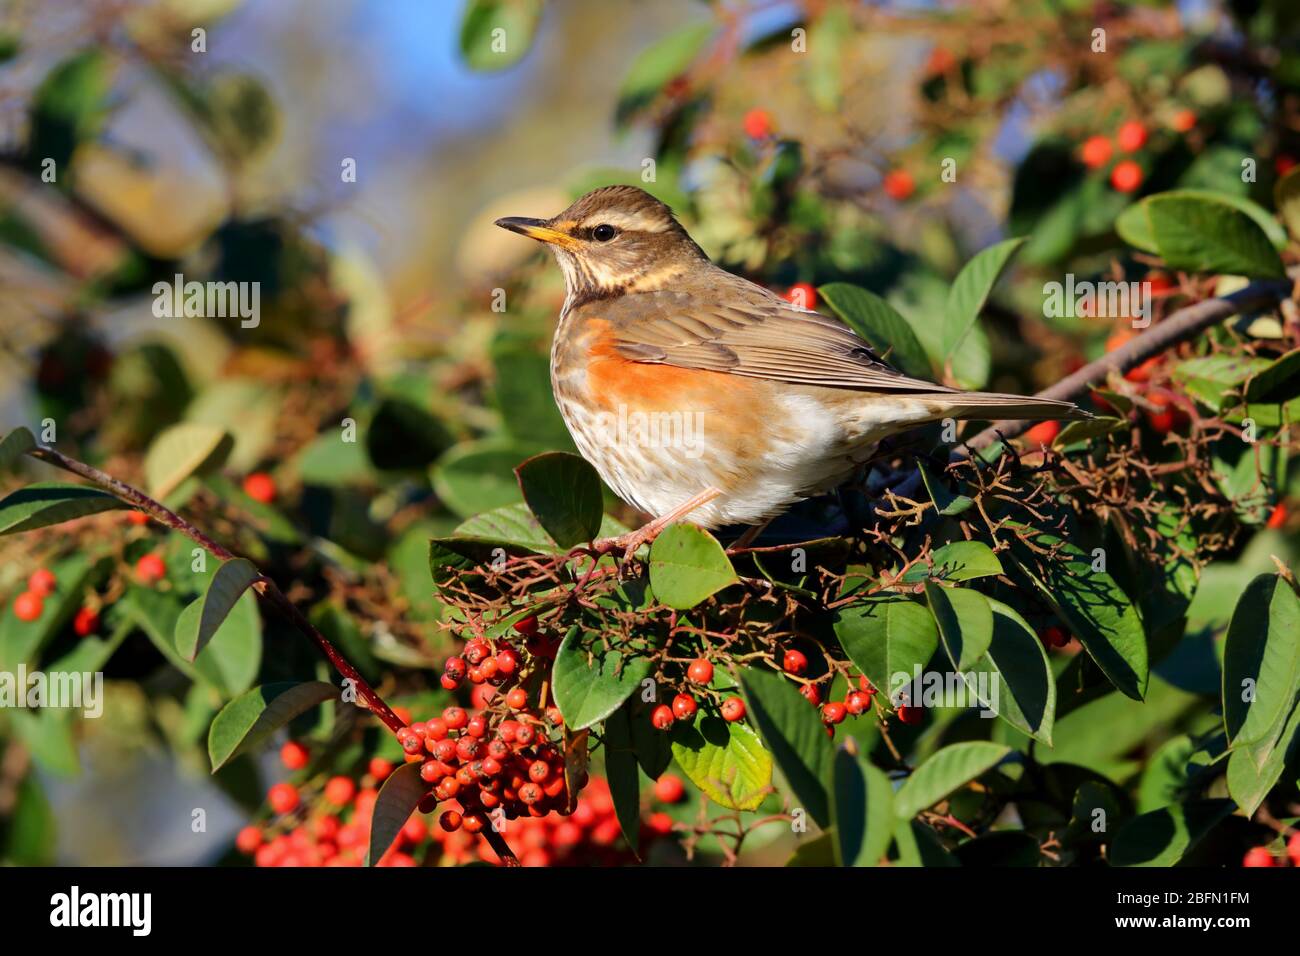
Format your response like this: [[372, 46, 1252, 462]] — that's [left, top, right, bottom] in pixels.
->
[[918, 460, 973, 516], [1118, 189, 1288, 254], [207, 681, 337, 771], [1222, 573, 1300, 752], [175, 558, 260, 662], [902, 541, 1003, 583], [430, 441, 529, 517], [552, 627, 655, 730], [458, 0, 544, 72], [1006, 525, 1148, 700], [602, 706, 644, 858], [1110, 800, 1235, 866], [515, 451, 604, 548], [819, 283, 933, 378], [648, 524, 737, 609], [1146, 194, 1285, 279], [670, 715, 772, 811], [741, 668, 834, 827], [0, 427, 35, 471], [960, 599, 1056, 745], [366, 761, 426, 866], [0, 482, 127, 535], [143, 422, 233, 500], [942, 237, 1025, 358], [833, 593, 938, 701], [894, 741, 1010, 819], [926, 583, 993, 671], [831, 748, 894, 866]]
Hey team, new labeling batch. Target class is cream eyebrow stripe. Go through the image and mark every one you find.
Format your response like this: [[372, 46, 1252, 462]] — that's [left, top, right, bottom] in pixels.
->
[[578, 211, 669, 232]]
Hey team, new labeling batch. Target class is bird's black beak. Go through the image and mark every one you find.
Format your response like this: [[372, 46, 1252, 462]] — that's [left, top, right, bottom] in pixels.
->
[[494, 216, 579, 249]]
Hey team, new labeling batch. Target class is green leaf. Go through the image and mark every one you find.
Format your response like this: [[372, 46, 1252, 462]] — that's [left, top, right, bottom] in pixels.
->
[[458, 0, 543, 71], [207, 681, 336, 771], [1005, 525, 1149, 700], [0, 482, 127, 535], [1109, 800, 1235, 866], [741, 668, 834, 828], [1226, 696, 1300, 815], [143, 422, 233, 500], [552, 627, 656, 731], [175, 558, 260, 662], [431, 441, 528, 518], [785, 831, 837, 866], [615, 22, 713, 125], [602, 706, 644, 859], [1222, 574, 1300, 753], [902, 540, 1003, 583], [1146, 194, 1286, 279], [670, 715, 773, 811], [190, 590, 262, 699], [0, 427, 35, 471], [818, 283, 933, 378], [1136, 734, 1197, 812], [1056, 416, 1128, 445], [918, 460, 973, 516], [11, 708, 79, 777], [926, 583, 993, 671], [366, 761, 427, 866], [3, 773, 55, 865], [959, 599, 1056, 745], [1244, 349, 1300, 404], [1118, 189, 1289, 254], [830, 748, 894, 866], [942, 237, 1026, 358], [515, 451, 604, 548], [832, 594, 939, 701], [893, 741, 1010, 820], [648, 524, 738, 609], [892, 818, 960, 866]]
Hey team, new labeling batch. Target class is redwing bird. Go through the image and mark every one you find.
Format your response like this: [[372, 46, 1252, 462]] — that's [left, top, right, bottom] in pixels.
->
[[496, 185, 1084, 551]]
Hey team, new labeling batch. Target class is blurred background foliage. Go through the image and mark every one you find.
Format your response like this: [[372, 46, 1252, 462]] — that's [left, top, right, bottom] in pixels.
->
[[1, 0, 1299, 865]]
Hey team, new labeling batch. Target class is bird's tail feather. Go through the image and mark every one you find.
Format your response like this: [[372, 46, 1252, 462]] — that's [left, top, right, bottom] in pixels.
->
[[935, 391, 1090, 422]]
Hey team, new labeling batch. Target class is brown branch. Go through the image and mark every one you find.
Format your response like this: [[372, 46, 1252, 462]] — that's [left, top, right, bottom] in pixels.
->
[[962, 278, 1294, 452], [23, 445, 522, 867]]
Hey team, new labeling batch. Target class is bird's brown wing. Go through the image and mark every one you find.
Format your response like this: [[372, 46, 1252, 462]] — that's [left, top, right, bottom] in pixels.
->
[[596, 277, 962, 394]]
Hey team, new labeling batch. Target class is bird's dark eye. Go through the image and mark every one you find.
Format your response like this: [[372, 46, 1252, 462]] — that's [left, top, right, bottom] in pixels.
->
[[592, 224, 617, 241]]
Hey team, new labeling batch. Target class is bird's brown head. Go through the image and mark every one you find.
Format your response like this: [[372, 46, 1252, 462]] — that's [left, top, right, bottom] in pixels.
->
[[495, 185, 707, 307]]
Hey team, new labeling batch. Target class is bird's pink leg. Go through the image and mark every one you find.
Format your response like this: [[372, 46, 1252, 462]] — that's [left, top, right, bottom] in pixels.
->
[[592, 487, 723, 561]]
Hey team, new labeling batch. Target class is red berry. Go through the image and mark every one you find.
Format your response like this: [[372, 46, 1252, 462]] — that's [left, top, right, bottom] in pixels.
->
[[646, 811, 675, 835], [1023, 420, 1060, 447], [1116, 120, 1148, 152], [235, 825, 263, 854], [127, 510, 150, 526], [324, 776, 356, 805], [518, 782, 544, 805], [368, 757, 394, 781], [1171, 109, 1196, 133], [267, 782, 300, 815], [1040, 625, 1071, 648], [720, 697, 746, 722], [1266, 503, 1287, 530], [671, 693, 697, 720], [883, 169, 915, 201], [822, 701, 847, 725], [27, 568, 57, 596], [897, 704, 923, 726], [845, 690, 872, 715], [686, 658, 713, 684], [800, 682, 822, 706], [1242, 846, 1275, 868], [444, 656, 466, 680], [506, 688, 528, 710], [495, 648, 518, 675], [742, 108, 773, 139], [1277, 154, 1298, 177], [513, 615, 539, 636], [858, 675, 876, 695], [651, 705, 675, 730], [440, 674, 461, 691], [1287, 832, 1300, 865], [242, 472, 276, 504], [654, 774, 685, 804], [528, 760, 551, 783], [135, 552, 166, 585], [279, 740, 309, 770], [782, 648, 808, 676], [1146, 393, 1178, 434], [442, 707, 468, 730], [466, 714, 488, 738], [72, 605, 100, 636], [13, 591, 44, 622], [1110, 159, 1143, 193], [784, 282, 817, 311], [439, 810, 463, 832], [1080, 135, 1113, 169]]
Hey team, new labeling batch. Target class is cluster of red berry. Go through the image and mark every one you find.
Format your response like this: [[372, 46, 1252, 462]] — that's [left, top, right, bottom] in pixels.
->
[[647, 657, 747, 731], [9, 567, 101, 635], [236, 738, 643, 867], [1242, 833, 1300, 868], [1078, 117, 1185, 194]]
